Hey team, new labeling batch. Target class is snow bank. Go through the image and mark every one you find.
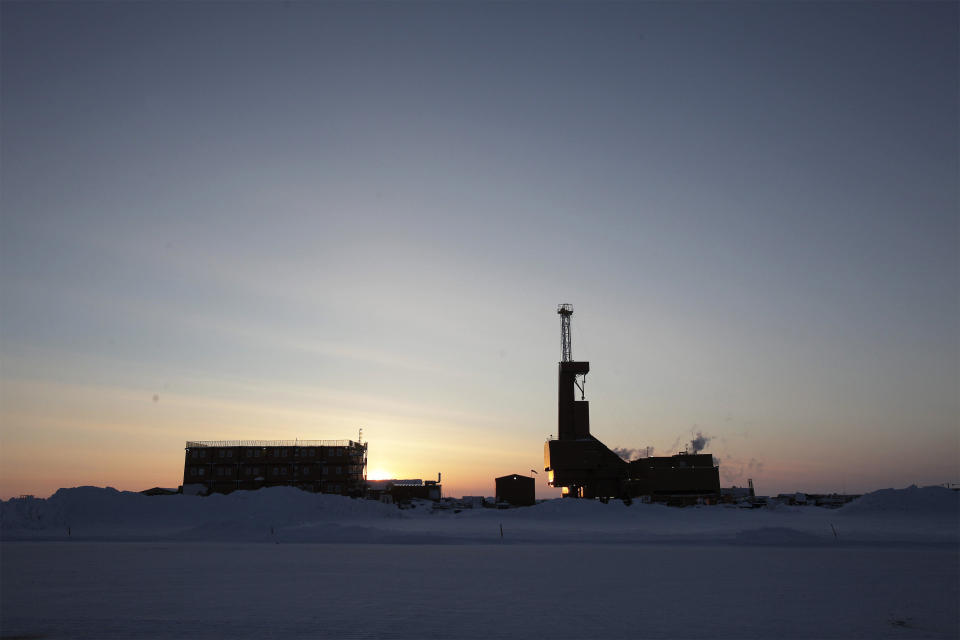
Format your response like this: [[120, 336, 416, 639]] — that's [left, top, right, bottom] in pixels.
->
[[2, 485, 402, 540], [2, 485, 956, 547], [839, 485, 959, 515]]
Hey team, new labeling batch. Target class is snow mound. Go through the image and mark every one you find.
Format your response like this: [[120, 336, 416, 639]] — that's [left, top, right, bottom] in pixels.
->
[[838, 486, 960, 515], [1, 486, 402, 536], [3, 485, 956, 546]]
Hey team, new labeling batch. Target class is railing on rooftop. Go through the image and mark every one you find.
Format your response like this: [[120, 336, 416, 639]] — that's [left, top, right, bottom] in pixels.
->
[[388, 479, 425, 486], [185, 440, 364, 448]]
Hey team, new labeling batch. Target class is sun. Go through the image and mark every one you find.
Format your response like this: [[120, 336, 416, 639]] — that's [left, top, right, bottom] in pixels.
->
[[367, 468, 392, 481]]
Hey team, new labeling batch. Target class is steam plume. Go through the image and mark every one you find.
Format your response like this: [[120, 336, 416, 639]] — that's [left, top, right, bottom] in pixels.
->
[[613, 446, 653, 461], [689, 431, 711, 454]]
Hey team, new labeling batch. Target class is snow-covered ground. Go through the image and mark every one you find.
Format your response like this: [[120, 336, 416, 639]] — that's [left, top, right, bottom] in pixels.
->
[[2, 486, 957, 638]]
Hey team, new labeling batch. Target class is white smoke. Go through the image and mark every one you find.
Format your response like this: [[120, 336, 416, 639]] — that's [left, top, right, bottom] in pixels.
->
[[688, 431, 711, 454], [613, 446, 654, 461]]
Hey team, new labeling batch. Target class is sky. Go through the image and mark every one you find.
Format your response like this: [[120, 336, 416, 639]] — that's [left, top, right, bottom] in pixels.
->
[[1, 1, 957, 500]]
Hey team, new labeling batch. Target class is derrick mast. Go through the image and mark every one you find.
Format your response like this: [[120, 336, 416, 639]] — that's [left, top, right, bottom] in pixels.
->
[[546, 304, 623, 498], [555, 304, 589, 440], [544, 304, 721, 502], [558, 303, 573, 362]]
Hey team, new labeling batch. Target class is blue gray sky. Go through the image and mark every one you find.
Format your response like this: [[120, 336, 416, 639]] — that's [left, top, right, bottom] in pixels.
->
[[2, 1, 957, 498]]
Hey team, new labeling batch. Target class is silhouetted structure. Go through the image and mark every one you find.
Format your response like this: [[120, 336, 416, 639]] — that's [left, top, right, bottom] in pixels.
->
[[495, 474, 536, 506], [365, 478, 442, 503], [141, 487, 178, 496], [183, 440, 366, 496], [544, 305, 721, 501]]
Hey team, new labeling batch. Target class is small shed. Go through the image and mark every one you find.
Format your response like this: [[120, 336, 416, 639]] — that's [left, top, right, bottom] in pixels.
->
[[495, 474, 536, 507]]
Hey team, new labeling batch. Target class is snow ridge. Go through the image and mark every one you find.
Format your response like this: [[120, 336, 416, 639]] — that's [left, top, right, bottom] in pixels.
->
[[2, 485, 956, 546]]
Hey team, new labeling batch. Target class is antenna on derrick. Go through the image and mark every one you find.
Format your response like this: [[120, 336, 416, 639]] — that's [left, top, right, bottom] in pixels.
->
[[557, 304, 573, 362], [557, 304, 586, 399]]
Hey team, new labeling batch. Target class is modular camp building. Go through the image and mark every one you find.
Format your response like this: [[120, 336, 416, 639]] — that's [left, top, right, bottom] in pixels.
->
[[183, 440, 367, 496], [495, 474, 536, 506]]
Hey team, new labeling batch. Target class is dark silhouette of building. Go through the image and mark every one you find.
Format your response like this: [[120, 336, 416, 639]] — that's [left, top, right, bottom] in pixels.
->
[[365, 478, 442, 503], [623, 453, 721, 503], [141, 487, 178, 496], [495, 474, 536, 506], [182, 440, 366, 496], [544, 305, 721, 501]]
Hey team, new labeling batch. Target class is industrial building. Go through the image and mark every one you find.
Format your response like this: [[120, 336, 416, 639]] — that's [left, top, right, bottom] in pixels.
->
[[182, 440, 367, 496], [365, 478, 442, 503], [544, 305, 721, 502], [495, 474, 536, 506]]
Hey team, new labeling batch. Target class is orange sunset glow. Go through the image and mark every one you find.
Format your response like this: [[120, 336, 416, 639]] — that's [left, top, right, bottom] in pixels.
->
[[1, 1, 956, 502]]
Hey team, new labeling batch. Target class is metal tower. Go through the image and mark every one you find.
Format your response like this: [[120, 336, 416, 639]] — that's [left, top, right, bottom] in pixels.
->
[[557, 303, 573, 362]]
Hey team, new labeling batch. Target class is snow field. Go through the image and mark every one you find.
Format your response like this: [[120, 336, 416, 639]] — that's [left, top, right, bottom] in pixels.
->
[[1, 542, 956, 639], [1, 486, 957, 638]]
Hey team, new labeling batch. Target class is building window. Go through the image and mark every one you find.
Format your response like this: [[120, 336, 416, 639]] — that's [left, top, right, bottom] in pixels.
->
[[227, 450, 233, 458], [198, 467, 205, 476], [191, 450, 198, 459], [190, 467, 197, 476], [335, 467, 341, 475], [255, 449, 262, 458], [274, 448, 281, 457], [199, 450, 206, 458], [281, 467, 288, 475], [272, 467, 279, 475], [309, 449, 316, 457]]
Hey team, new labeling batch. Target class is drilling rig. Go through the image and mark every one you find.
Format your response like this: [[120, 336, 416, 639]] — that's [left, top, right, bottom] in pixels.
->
[[545, 304, 628, 498], [544, 304, 721, 502]]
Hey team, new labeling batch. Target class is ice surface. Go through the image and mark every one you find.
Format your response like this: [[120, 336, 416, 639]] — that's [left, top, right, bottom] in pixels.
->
[[1, 486, 957, 638], [1, 543, 957, 639]]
